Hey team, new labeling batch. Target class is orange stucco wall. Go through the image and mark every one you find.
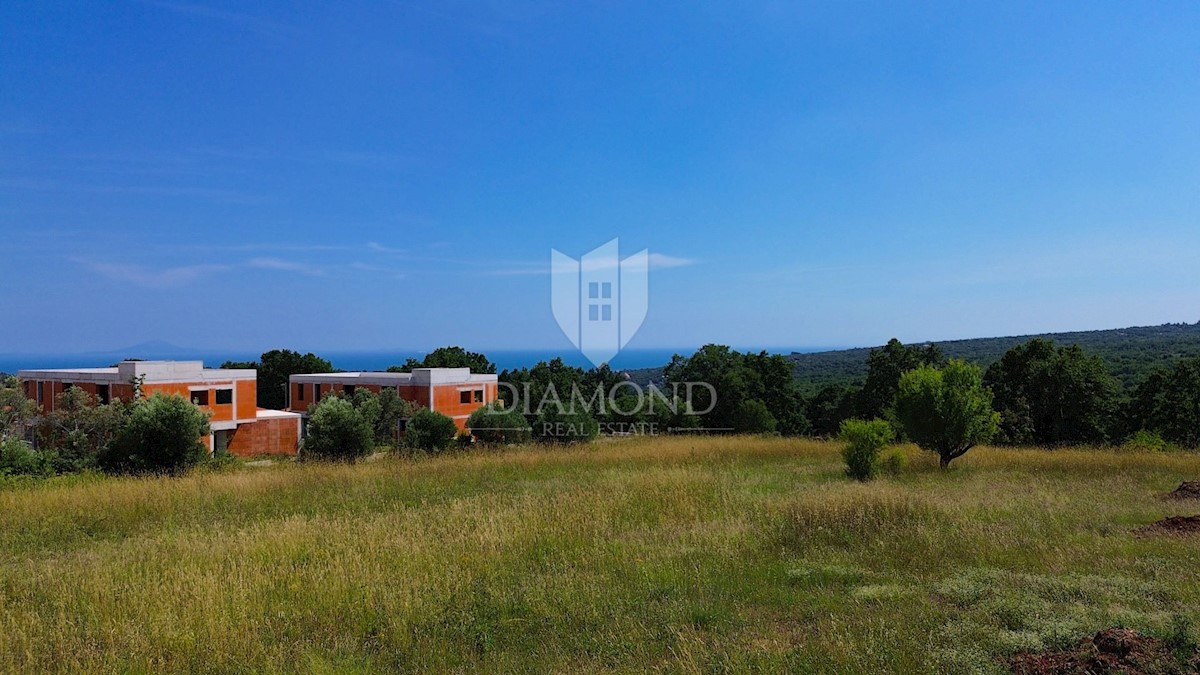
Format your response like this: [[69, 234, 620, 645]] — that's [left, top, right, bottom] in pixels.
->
[[226, 416, 299, 457], [288, 381, 495, 428], [23, 377, 255, 423]]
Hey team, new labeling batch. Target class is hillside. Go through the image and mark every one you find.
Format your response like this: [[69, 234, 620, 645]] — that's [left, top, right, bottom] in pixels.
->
[[788, 321, 1200, 394], [628, 321, 1200, 393]]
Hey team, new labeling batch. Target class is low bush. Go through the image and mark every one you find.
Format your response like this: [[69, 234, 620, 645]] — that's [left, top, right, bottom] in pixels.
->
[[98, 393, 210, 475], [0, 438, 52, 477], [881, 448, 907, 477], [405, 408, 458, 453], [839, 418, 895, 481], [535, 408, 599, 444], [303, 396, 374, 461], [467, 403, 532, 444], [1122, 430, 1169, 453]]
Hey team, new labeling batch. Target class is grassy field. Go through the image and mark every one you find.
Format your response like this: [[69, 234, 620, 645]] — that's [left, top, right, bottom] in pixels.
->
[[2, 437, 1198, 673]]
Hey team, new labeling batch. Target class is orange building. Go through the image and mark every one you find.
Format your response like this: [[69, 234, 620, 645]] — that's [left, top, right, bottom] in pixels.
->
[[17, 361, 302, 456], [289, 368, 498, 431]]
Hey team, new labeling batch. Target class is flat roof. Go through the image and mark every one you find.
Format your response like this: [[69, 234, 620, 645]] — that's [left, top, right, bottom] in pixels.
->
[[255, 408, 302, 420], [18, 360, 256, 384], [291, 368, 496, 386]]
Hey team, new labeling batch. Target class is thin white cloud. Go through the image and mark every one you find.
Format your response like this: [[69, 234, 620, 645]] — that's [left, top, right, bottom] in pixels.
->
[[367, 242, 406, 255], [77, 260, 229, 287], [648, 253, 698, 269], [246, 257, 325, 276], [483, 252, 699, 276]]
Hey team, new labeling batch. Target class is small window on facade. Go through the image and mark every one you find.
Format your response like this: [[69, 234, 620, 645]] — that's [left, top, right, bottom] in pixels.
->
[[97, 384, 110, 404], [315, 384, 323, 400], [344, 385, 356, 397], [215, 389, 233, 405], [473, 389, 484, 403], [63, 382, 75, 392], [36, 381, 44, 404], [297, 384, 305, 401], [192, 390, 210, 406], [460, 390, 472, 404]]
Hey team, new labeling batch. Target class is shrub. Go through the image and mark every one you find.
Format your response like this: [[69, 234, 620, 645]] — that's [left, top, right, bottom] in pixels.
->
[[839, 418, 894, 481], [99, 393, 211, 474], [1121, 429, 1169, 453], [881, 448, 907, 477], [0, 438, 51, 477], [535, 408, 599, 444], [467, 403, 532, 444], [404, 408, 458, 453], [303, 396, 374, 461]]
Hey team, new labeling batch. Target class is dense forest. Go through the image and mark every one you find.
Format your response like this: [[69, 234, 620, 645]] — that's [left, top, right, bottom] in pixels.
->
[[630, 322, 1200, 394]]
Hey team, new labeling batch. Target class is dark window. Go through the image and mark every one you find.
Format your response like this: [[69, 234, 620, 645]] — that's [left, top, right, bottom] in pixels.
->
[[315, 384, 323, 400], [36, 381, 43, 404], [63, 382, 75, 392], [215, 389, 233, 405], [192, 390, 210, 406], [460, 390, 472, 404], [297, 384, 305, 401], [344, 385, 356, 397], [473, 389, 484, 403], [97, 384, 110, 404]]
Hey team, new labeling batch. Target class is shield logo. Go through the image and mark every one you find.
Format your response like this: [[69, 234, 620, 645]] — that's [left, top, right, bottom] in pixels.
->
[[551, 238, 649, 366]]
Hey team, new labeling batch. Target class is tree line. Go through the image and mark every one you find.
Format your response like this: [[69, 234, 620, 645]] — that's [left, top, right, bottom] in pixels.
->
[[4, 336, 1198, 479]]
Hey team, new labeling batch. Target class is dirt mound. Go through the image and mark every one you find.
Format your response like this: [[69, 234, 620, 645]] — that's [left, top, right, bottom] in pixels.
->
[[1009, 628, 1194, 674], [1167, 482, 1200, 500], [1138, 515, 1200, 536]]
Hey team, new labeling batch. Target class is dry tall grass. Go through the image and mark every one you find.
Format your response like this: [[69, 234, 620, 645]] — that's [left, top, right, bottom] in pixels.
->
[[2, 437, 1198, 673]]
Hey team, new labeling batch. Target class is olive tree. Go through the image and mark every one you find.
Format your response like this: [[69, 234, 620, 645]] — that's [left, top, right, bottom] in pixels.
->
[[99, 393, 211, 474], [303, 395, 374, 461]]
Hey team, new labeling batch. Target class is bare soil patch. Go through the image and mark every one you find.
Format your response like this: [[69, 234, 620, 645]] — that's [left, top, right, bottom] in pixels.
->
[[1137, 515, 1200, 536], [1166, 482, 1200, 500], [1009, 628, 1197, 674]]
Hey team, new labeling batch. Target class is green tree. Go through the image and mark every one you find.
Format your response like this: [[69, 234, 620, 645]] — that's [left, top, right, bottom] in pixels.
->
[[1125, 357, 1200, 448], [807, 384, 860, 437], [857, 339, 944, 421], [303, 396, 374, 461], [404, 408, 458, 452], [0, 379, 37, 443], [535, 407, 599, 443], [372, 388, 421, 446], [664, 345, 811, 436], [500, 358, 589, 422], [839, 418, 894, 481], [664, 345, 751, 432], [389, 346, 495, 374], [983, 339, 1117, 446], [99, 394, 211, 474], [732, 398, 777, 434], [36, 387, 127, 472], [467, 402, 532, 444], [222, 350, 335, 409], [894, 360, 1000, 469]]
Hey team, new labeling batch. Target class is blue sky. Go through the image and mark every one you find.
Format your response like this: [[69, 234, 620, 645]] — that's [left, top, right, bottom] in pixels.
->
[[2, 1, 1199, 355]]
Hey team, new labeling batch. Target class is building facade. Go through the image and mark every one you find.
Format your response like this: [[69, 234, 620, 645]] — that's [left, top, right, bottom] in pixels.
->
[[17, 360, 302, 456], [289, 368, 498, 430]]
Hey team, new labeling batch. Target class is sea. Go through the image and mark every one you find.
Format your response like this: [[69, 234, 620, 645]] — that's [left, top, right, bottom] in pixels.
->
[[0, 346, 838, 376]]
